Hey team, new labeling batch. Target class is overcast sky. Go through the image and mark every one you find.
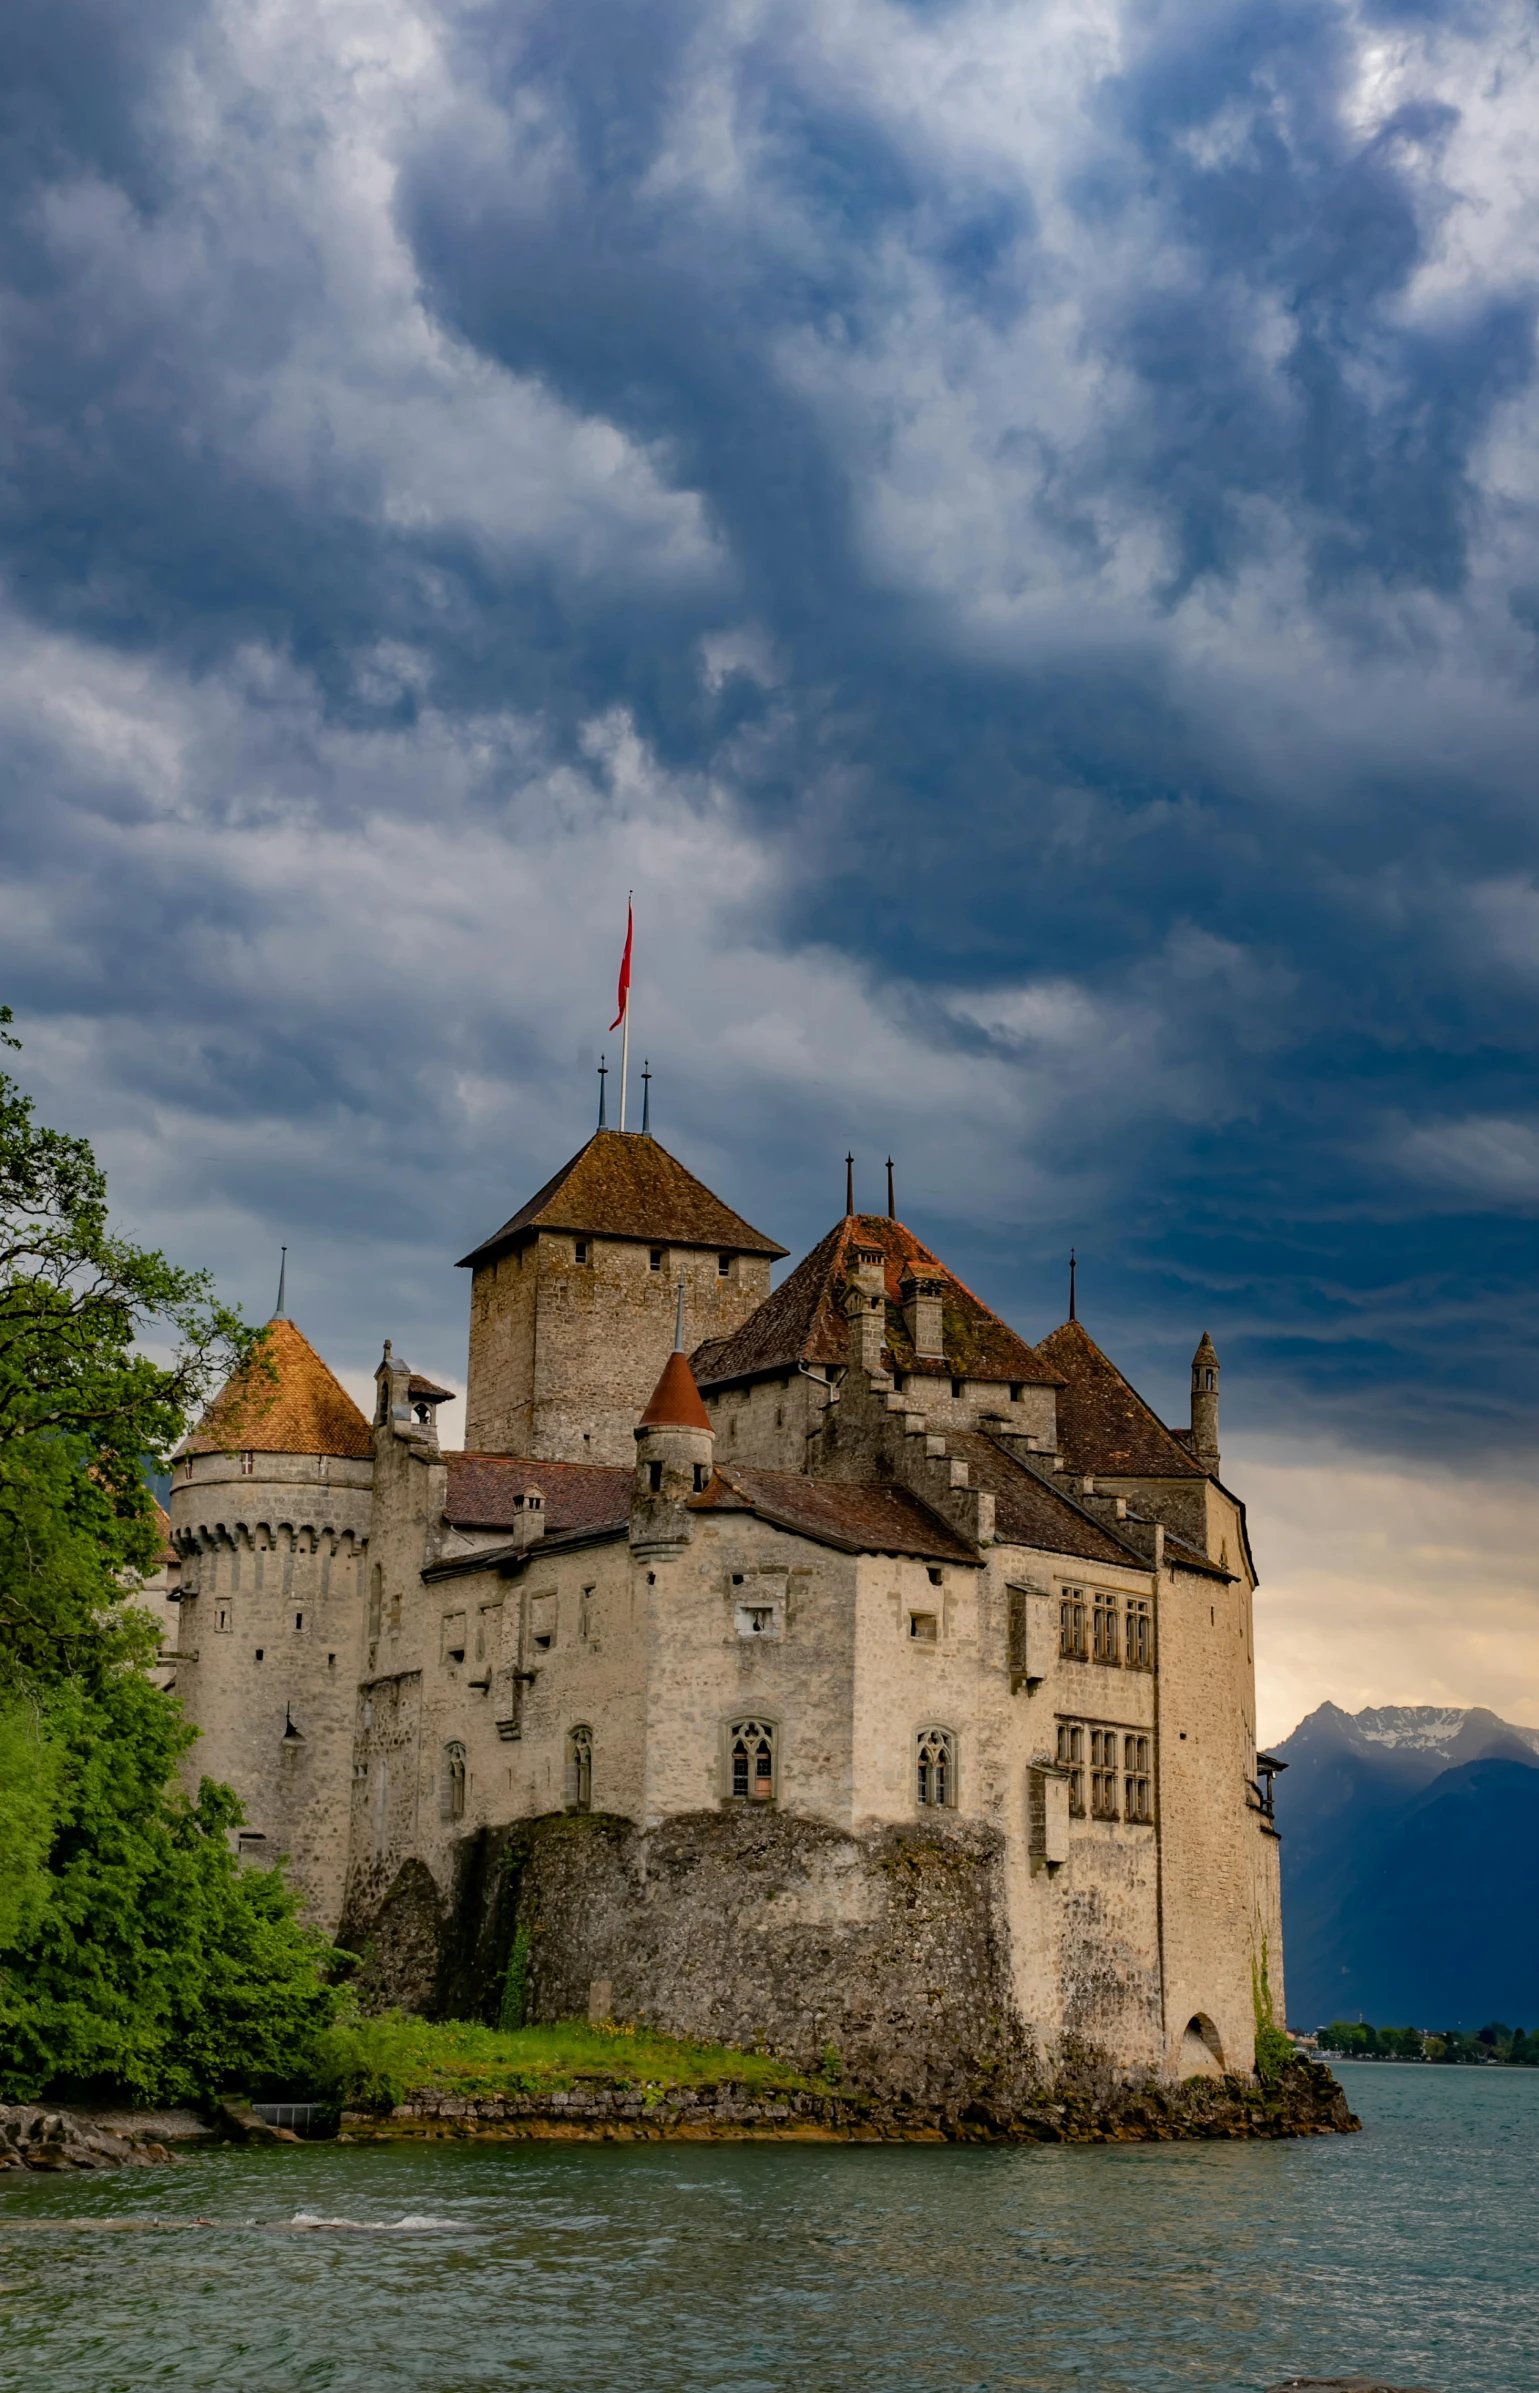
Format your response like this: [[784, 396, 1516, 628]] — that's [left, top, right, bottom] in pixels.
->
[[5, 0, 1538, 1740]]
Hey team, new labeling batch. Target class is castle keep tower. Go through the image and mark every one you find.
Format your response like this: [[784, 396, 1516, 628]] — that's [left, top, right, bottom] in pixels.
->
[[458, 1128, 785, 1465], [169, 1311, 374, 1931]]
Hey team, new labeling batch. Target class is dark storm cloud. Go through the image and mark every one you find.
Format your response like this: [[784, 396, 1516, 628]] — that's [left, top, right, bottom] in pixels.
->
[[0, 0, 1537, 1468]]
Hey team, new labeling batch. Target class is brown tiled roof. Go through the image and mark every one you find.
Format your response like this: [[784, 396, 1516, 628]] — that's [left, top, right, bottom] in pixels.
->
[[150, 1498, 176, 1569], [443, 1452, 630, 1536], [944, 1431, 1146, 1567], [639, 1349, 712, 1432], [692, 1215, 1056, 1390], [181, 1319, 374, 1459], [691, 1466, 977, 1563], [1035, 1319, 1205, 1479], [457, 1131, 786, 1268], [408, 1374, 456, 1403]]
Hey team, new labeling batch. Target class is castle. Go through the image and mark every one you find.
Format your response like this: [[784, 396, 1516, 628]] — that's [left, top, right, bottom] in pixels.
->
[[167, 1126, 1284, 2101]]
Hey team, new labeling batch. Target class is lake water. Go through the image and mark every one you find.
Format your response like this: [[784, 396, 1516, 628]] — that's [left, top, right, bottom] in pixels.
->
[[1, 2065, 1534, 2392]]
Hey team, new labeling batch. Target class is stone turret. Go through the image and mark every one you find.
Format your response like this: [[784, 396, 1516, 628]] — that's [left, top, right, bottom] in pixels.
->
[[631, 1287, 716, 1553], [169, 1311, 374, 1931], [1190, 1331, 1220, 1467]]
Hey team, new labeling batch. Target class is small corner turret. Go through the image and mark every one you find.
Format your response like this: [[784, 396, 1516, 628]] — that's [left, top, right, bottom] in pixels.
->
[[1190, 1331, 1220, 1467], [374, 1339, 445, 1456], [631, 1283, 716, 1552]]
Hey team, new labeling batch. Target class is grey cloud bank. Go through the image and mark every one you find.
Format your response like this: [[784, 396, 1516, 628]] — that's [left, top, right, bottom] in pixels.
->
[[2, 0, 1538, 1549]]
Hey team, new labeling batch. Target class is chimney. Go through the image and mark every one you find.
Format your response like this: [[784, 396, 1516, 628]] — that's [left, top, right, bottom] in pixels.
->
[[900, 1266, 946, 1360], [1190, 1332, 1220, 1467], [632, 1284, 716, 1551], [843, 1243, 888, 1377]]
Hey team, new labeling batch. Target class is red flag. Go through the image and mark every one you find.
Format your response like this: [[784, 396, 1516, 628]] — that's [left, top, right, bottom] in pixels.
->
[[609, 900, 633, 1031]]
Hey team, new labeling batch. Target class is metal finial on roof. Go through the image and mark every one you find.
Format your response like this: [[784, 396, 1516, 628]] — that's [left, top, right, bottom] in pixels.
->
[[597, 1053, 608, 1130], [886, 1158, 895, 1219], [845, 1153, 854, 1217], [674, 1276, 687, 1352], [1069, 1248, 1077, 1323], [641, 1060, 651, 1137], [274, 1246, 288, 1320]]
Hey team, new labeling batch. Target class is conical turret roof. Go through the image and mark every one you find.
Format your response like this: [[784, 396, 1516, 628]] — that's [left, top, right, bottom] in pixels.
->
[[180, 1318, 373, 1459], [637, 1348, 713, 1434]]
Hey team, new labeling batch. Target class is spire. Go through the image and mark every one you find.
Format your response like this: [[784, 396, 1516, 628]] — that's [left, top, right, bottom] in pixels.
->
[[597, 1053, 608, 1130], [845, 1153, 854, 1216], [1069, 1247, 1077, 1323], [641, 1060, 652, 1137], [274, 1245, 288, 1321], [886, 1157, 895, 1219]]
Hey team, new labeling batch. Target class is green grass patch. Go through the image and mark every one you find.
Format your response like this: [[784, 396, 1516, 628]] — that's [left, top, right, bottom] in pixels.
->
[[310, 2010, 818, 2111]]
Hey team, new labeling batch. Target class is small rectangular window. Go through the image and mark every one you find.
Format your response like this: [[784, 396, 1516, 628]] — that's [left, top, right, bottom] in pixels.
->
[[718, 1253, 732, 1278], [574, 1240, 589, 1264], [214, 1602, 232, 1633], [1090, 1728, 1119, 1817], [241, 1450, 255, 1476], [1126, 1601, 1152, 1669], [650, 1248, 663, 1271], [1059, 1593, 1087, 1660], [1010, 1383, 1023, 1402], [1093, 1598, 1119, 1665], [950, 1377, 964, 1399], [294, 1611, 304, 1632], [254, 1647, 264, 1661], [648, 1459, 663, 1492], [909, 1611, 938, 1643]]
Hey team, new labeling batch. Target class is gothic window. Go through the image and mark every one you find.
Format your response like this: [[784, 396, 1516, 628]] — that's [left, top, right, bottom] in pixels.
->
[[1124, 1735, 1153, 1822], [728, 1718, 776, 1802], [1125, 1601, 1152, 1669], [916, 1727, 955, 1809], [441, 1742, 467, 1824], [1090, 1729, 1120, 1818], [566, 1725, 593, 1814], [1060, 1591, 1087, 1661], [1093, 1596, 1120, 1665], [1056, 1721, 1085, 1814]]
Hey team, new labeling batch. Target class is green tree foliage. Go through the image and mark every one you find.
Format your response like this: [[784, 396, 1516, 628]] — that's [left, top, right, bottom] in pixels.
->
[[0, 1012, 338, 2101]]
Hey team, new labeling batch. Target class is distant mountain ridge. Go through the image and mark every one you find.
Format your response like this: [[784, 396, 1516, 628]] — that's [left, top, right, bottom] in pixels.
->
[[1273, 1702, 1539, 2030]]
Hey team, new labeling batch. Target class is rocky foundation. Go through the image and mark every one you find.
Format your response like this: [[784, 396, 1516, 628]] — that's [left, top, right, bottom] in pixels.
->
[[341, 2056, 1357, 2145]]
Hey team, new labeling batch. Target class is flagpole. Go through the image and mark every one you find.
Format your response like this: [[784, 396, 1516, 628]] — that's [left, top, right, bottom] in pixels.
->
[[619, 890, 632, 1131]]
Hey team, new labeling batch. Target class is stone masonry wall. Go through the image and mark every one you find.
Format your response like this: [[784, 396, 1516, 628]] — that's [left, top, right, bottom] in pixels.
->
[[466, 1233, 773, 1463]]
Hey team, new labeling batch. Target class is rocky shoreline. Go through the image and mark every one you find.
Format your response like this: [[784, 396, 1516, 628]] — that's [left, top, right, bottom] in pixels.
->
[[341, 2057, 1358, 2146], [0, 2106, 180, 2172]]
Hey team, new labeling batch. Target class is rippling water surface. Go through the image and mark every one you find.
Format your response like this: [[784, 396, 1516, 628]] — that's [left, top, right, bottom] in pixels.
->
[[1, 2065, 1534, 2392]]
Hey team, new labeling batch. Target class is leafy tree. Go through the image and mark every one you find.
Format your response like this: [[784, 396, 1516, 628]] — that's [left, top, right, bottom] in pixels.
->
[[0, 1013, 336, 2102]]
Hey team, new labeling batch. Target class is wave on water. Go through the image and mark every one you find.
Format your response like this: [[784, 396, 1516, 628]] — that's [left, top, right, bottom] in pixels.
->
[[287, 2213, 459, 2232]]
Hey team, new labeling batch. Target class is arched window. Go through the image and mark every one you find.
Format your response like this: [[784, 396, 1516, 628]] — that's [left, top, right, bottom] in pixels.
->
[[915, 1727, 955, 1809], [441, 1741, 466, 1824], [728, 1718, 776, 1801], [566, 1724, 593, 1813]]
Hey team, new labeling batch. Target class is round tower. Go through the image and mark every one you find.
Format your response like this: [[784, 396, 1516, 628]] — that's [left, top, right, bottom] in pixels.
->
[[631, 1284, 716, 1551], [168, 1303, 374, 1932], [1190, 1331, 1220, 1467]]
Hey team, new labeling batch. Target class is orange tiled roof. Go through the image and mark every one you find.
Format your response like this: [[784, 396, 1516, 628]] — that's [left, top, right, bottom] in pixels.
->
[[691, 1465, 977, 1564], [458, 1131, 786, 1268], [1035, 1319, 1204, 1480], [443, 1452, 630, 1536], [181, 1319, 373, 1459], [942, 1430, 1145, 1566], [692, 1215, 1057, 1389]]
